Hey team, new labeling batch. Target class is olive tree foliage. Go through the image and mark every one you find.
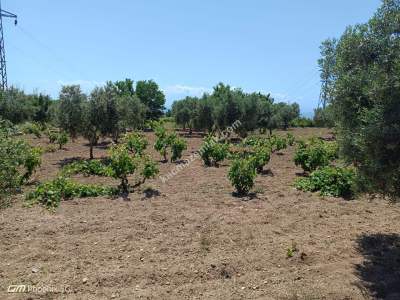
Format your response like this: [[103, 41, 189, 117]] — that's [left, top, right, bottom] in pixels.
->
[[329, 0, 400, 198], [274, 102, 300, 131], [135, 80, 166, 120], [0, 88, 53, 124], [82, 83, 146, 158], [57, 85, 86, 139], [171, 83, 298, 137]]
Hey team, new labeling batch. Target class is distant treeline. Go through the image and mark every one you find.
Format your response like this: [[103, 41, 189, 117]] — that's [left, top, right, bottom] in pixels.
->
[[170, 83, 332, 137], [0, 78, 165, 127]]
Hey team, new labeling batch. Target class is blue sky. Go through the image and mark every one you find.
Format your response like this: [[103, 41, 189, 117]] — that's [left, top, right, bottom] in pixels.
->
[[5, 0, 380, 115]]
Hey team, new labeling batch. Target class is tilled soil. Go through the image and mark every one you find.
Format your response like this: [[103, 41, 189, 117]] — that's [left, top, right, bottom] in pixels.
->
[[1, 128, 399, 300]]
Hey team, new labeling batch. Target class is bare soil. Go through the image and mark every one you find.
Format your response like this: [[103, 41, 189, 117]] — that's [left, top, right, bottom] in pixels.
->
[[1, 128, 399, 300]]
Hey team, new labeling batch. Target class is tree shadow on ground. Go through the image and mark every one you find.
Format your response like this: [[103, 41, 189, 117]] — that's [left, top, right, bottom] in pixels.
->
[[173, 159, 188, 165], [355, 233, 400, 299], [260, 169, 274, 177], [57, 157, 86, 167], [142, 188, 161, 200], [57, 156, 110, 167], [231, 192, 258, 201]]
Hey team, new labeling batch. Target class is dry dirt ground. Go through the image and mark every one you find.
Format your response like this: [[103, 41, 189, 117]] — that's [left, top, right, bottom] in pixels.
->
[[1, 128, 400, 300]]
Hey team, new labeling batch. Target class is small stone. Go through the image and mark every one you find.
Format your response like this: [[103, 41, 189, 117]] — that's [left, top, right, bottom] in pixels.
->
[[241, 286, 246, 290], [82, 277, 88, 284], [31, 267, 39, 273], [111, 294, 116, 299]]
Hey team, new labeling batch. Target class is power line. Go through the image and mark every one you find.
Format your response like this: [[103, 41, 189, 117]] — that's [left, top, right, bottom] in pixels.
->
[[0, 0, 17, 90]]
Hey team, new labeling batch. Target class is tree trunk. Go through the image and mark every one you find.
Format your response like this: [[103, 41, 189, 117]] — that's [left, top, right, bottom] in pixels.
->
[[89, 143, 94, 160], [120, 177, 129, 194]]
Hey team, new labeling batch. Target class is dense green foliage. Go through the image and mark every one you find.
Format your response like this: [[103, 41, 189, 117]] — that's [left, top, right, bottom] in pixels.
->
[[172, 83, 300, 135], [20, 122, 43, 138], [200, 134, 229, 166], [109, 144, 137, 193], [294, 139, 338, 173], [290, 117, 314, 128], [0, 79, 165, 161], [249, 146, 271, 173], [295, 166, 355, 198], [26, 177, 117, 209], [61, 159, 112, 177], [322, 0, 400, 199], [170, 134, 187, 162], [153, 123, 187, 162], [0, 88, 53, 124], [57, 131, 69, 150], [109, 144, 159, 193], [123, 132, 148, 156], [0, 121, 42, 204], [228, 158, 257, 195]]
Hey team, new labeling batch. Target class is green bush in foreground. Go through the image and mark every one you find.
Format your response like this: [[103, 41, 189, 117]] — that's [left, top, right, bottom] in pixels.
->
[[109, 144, 159, 193], [20, 122, 42, 138], [170, 135, 187, 162], [0, 127, 42, 204], [123, 132, 148, 156], [228, 158, 257, 195], [295, 166, 355, 198], [200, 134, 229, 167], [249, 146, 271, 173], [26, 177, 118, 209], [61, 159, 113, 177], [286, 133, 295, 146], [57, 131, 69, 149], [294, 138, 337, 173]]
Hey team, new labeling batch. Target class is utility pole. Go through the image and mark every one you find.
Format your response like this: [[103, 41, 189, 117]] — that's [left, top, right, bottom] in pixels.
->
[[0, 0, 17, 90]]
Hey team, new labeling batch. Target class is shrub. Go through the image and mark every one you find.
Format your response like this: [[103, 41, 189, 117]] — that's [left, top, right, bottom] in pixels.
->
[[154, 124, 169, 161], [57, 131, 69, 149], [286, 133, 295, 146], [20, 122, 42, 138], [295, 166, 355, 198], [324, 141, 339, 160], [26, 177, 117, 209], [44, 145, 57, 153], [61, 159, 113, 177], [109, 145, 136, 193], [0, 118, 18, 136], [228, 158, 257, 195], [139, 155, 159, 182], [0, 134, 42, 202], [200, 134, 229, 167], [20, 147, 43, 184], [109, 145, 159, 193], [272, 136, 287, 152], [170, 135, 187, 162], [249, 146, 271, 173], [123, 132, 148, 156], [294, 138, 331, 173], [45, 129, 58, 144], [153, 124, 187, 162]]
